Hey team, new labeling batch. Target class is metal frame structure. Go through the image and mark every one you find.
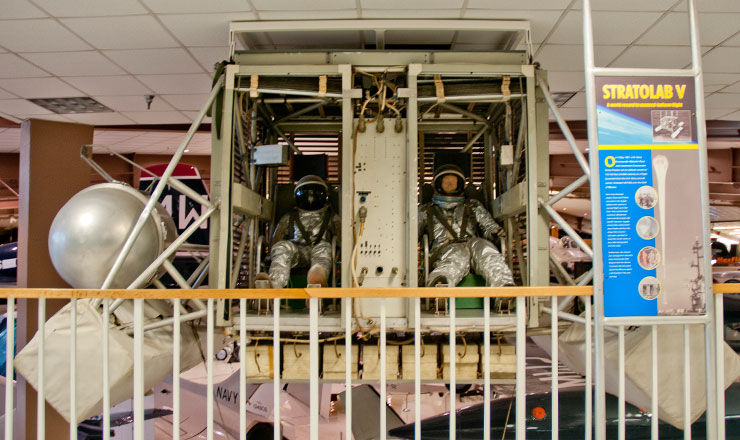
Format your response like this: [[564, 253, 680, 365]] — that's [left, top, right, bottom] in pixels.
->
[[3, 14, 729, 440], [583, 1, 722, 439]]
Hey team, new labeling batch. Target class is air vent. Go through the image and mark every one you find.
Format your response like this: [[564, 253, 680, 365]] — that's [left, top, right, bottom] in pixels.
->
[[28, 97, 113, 114], [551, 92, 577, 107]]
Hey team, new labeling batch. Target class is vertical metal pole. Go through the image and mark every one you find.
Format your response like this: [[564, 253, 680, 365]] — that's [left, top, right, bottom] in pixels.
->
[[37, 298, 46, 440], [69, 298, 77, 440], [584, 296, 592, 440], [340, 64, 354, 289], [686, 0, 718, 436], [345, 297, 353, 440], [133, 298, 144, 440], [414, 297, 421, 440], [551, 297, 559, 440], [239, 298, 247, 439], [273, 298, 281, 440], [714, 293, 725, 439], [618, 326, 625, 440], [309, 297, 319, 440], [173, 299, 181, 440], [683, 324, 691, 440], [206, 298, 214, 440], [4, 297, 13, 440], [449, 298, 456, 440], [483, 297, 491, 440], [582, 0, 607, 437], [102, 299, 111, 440], [651, 325, 659, 439], [380, 299, 387, 440], [516, 295, 526, 439]]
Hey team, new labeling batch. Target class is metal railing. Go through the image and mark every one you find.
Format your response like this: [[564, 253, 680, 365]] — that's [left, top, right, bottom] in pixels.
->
[[0, 285, 731, 440]]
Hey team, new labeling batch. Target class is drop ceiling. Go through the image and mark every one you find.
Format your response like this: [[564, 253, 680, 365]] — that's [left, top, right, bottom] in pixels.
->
[[0, 0, 737, 152]]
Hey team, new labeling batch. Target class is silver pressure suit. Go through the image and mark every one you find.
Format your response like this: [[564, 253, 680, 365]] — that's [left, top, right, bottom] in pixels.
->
[[269, 206, 340, 288], [420, 198, 514, 287]]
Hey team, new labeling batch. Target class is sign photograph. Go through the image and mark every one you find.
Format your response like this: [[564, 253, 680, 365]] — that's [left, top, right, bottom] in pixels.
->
[[596, 76, 706, 317]]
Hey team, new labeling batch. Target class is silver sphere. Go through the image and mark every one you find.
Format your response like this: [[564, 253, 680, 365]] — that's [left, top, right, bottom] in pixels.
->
[[48, 183, 176, 289]]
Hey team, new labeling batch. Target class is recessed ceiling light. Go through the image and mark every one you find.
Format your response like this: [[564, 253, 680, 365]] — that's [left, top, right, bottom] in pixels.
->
[[28, 97, 113, 114]]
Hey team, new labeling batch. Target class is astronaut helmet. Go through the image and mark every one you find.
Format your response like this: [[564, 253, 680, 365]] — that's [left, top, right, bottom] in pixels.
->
[[433, 164, 467, 195], [294, 174, 328, 211]]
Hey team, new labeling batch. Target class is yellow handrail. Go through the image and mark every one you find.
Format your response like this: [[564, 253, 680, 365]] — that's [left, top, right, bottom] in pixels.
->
[[0, 286, 590, 300], [1, 284, 735, 299]]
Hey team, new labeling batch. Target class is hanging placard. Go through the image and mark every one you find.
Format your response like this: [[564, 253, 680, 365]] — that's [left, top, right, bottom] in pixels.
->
[[596, 76, 706, 317]]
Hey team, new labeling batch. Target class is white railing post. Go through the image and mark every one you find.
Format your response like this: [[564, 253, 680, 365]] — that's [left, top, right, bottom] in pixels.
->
[[273, 298, 281, 440], [345, 297, 353, 440], [551, 297, 559, 440], [37, 298, 46, 440], [69, 298, 77, 440], [515, 295, 526, 439], [133, 298, 144, 440], [449, 298, 456, 440], [309, 297, 319, 440], [102, 299, 110, 440], [380, 299, 387, 440], [239, 298, 247, 440], [173, 299, 181, 440], [206, 298, 214, 440], [483, 297, 491, 440], [4, 297, 14, 440]]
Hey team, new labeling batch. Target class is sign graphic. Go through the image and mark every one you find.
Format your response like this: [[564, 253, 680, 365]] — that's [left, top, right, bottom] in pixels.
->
[[596, 76, 706, 317]]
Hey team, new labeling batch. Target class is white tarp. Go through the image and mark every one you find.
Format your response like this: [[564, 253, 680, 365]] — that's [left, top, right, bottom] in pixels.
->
[[14, 299, 202, 425], [558, 321, 740, 429]]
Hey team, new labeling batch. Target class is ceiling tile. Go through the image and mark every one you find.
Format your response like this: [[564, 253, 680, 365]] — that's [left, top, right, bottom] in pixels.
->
[[360, 0, 463, 8], [258, 10, 359, 20], [610, 46, 691, 69], [19, 114, 73, 123], [188, 47, 229, 72], [551, 107, 586, 121], [159, 12, 255, 46], [637, 13, 740, 46], [704, 73, 740, 86], [722, 33, 740, 47], [101, 49, 203, 74], [0, 77, 83, 98], [2, 0, 47, 19], [704, 93, 740, 109], [21, 51, 124, 76], [182, 111, 212, 123], [65, 112, 136, 126], [563, 92, 585, 108], [0, 53, 50, 78], [0, 19, 91, 52], [61, 75, 152, 96], [467, 0, 570, 9], [362, 10, 460, 19], [62, 16, 178, 50], [161, 94, 210, 111], [0, 88, 18, 99], [251, 0, 355, 10], [705, 84, 728, 94], [719, 110, 740, 121], [136, 73, 212, 94], [675, 0, 740, 13], [93, 95, 174, 112], [535, 44, 624, 71], [574, 0, 676, 11], [548, 11, 662, 45], [31, 0, 147, 17], [462, 10, 562, 44], [122, 110, 189, 124], [705, 107, 736, 120], [0, 99, 52, 115], [703, 47, 740, 73], [717, 81, 740, 94], [141, 0, 251, 13], [546, 71, 585, 92]]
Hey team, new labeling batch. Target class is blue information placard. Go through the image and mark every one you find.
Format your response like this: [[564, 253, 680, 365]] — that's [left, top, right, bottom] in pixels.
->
[[596, 76, 706, 317]]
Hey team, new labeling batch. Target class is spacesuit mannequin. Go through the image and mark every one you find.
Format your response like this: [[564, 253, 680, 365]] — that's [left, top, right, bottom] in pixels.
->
[[266, 175, 340, 288], [420, 164, 514, 287]]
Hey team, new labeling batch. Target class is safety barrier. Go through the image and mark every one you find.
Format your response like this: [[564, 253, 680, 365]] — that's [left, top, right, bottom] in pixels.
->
[[0, 285, 731, 440]]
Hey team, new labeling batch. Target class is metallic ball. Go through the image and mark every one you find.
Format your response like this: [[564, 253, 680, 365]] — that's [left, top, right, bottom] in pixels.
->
[[48, 183, 176, 289]]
